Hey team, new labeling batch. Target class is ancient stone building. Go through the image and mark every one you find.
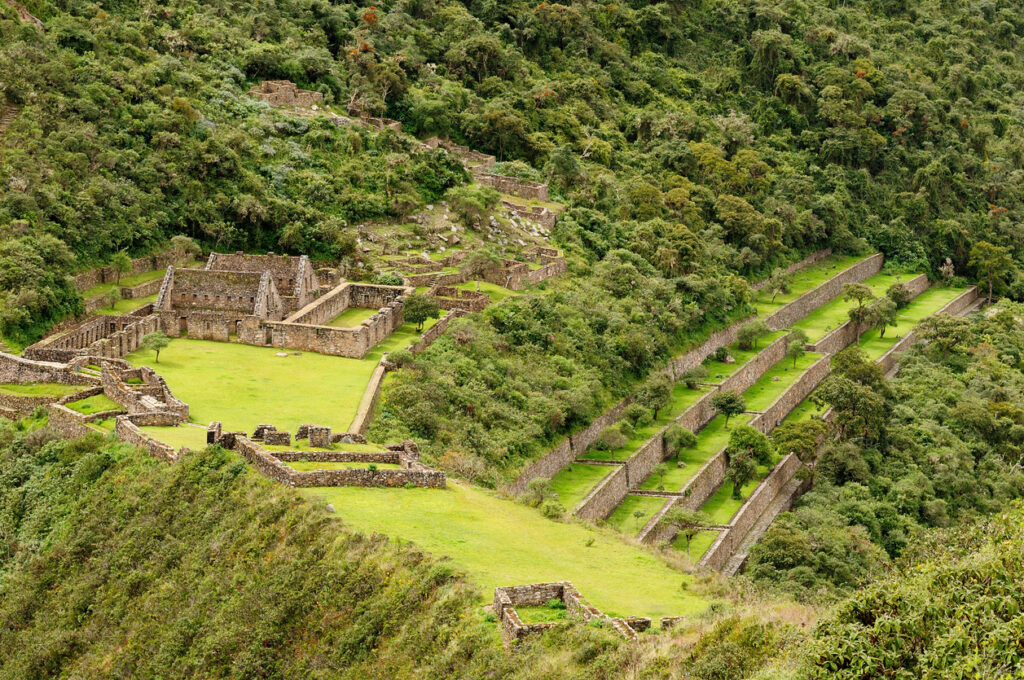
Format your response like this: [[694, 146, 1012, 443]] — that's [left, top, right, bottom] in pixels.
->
[[205, 252, 320, 313], [247, 80, 324, 108]]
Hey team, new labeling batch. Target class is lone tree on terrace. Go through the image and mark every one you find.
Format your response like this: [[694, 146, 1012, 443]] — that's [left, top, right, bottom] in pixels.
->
[[969, 240, 1014, 304], [711, 390, 745, 429], [141, 331, 170, 363], [867, 297, 898, 339], [639, 371, 673, 419], [785, 328, 808, 368], [661, 507, 712, 556], [737, 319, 770, 351], [170, 235, 202, 266], [765, 268, 792, 303], [403, 292, 440, 332], [843, 282, 875, 340], [724, 425, 773, 500], [886, 282, 912, 309], [111, 251, 131, 285], [103, 288, 121, 311], [664, 424, 697, 460]]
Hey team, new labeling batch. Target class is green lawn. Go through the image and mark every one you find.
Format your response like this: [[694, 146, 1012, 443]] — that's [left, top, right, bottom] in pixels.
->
[[66, 393, 122, 415], [326, 307, 378, 328], [853, 286, 969, 361], [785, 397, 828, 423], [0, 383, 85, 397], [790, 272, 918, 342], [605, 495, 670, 535], [363, 316, 442, 362], [286, 460, 401, 471], [91, 418, 116, 432], [96, 293, 158, 316], [638, 413, 752, 492], [548, 463, 613, 509], [699, 461, 773, 525], [514, 605, 568, 624], [80, 268, 168, 301], [126, 339, 377, 433], [454, 280, 518, 303], [139, 425, 209, 451], [304, 481, 707, 619], [671, 530, 720, 561], [701, 331, 785, 381], [742, 353, 820, 412], [753, 253, 866, 317]]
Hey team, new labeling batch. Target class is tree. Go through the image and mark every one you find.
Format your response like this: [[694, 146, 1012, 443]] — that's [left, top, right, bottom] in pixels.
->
[[843, 282, 875, 340], [661, 507, 712, 555], [403, 292, 440, 332], [639, 372, 672, 419], [652, 463, 669, 489], [725, 448, 757, 500], [664, 425, 697, 460], [786, 338, 805, 368], [141, 331, 170, 363], [633, 509, 647, 531], [622, 403, 652, 428], [737, 319, 770, 350], [727, 424, 774, 465], [711, 390, 746, 429], [169, 235, 201, 266], [815, 375, 887, 441], [765, 268, 792, 303], [110, 251, 132, 285], [917, 314, 972, 361], [103, 289, 121, 311], [867, 297, 898, 339], [886, 282, 912, 309], [680, 366, 708, 389], [969, 240, 1014, 304], [771, 420, 828, 462]]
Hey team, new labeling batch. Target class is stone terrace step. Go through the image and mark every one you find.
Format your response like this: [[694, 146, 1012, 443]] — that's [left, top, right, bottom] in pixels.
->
[[723, 474, 805, 577]]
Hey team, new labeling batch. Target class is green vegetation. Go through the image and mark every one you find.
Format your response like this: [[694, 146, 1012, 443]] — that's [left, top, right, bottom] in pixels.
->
[[0, 382, 84, 397], [753, 255, 865, 317], [513, 603, 567, 625], [790, 273, 913, 341], [672, 530, 719, 561], [741, 353, 820, 411], [139, 425, 209, 451], [96, 293, 159, 316], [326, 307, 378, 328], [854, 285, 968, 360], [80, 268, 168, 302], [126, 339, 376, 433], [305, 481, 706, 619], [263, 441, 388, 454], [638, 414, 753, 493], [547, 463, 611, 510], [66, 393, 122, 415], [453, 280, 519, 303], [605, 495, 668, 535]]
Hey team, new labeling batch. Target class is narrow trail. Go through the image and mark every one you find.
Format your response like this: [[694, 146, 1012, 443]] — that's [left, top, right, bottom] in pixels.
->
[[0, 104, 20, 138]]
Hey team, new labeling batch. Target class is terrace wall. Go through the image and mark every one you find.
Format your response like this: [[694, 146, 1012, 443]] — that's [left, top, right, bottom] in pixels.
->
[[876, 286, 980, 375], [472, 171, 549, 200], [287, 283, 408, 325], [73, 249, 177, 293], [0, 352, 95, 385], [47, 403, 98, 438], [750, 249, 832, 291], [493, 582, 637, 645], [432, 286, 490, 313], [501, 201, 558, 229], [762, 253, 884, 331], [115, 416, 178, 462]]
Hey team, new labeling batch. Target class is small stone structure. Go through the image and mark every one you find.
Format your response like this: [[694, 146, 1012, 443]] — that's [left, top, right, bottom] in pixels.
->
[[430, 286, 490, 313], [247, 80, 324, 108], [24, 308, 158, 362], [73, 249, 178, 293], [493, 582, 647, 645], [473, 171, 549, 201]]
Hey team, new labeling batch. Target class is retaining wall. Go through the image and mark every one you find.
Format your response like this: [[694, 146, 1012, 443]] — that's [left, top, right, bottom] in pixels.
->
[[762, 253, 884, 331], [0, 352, 95, 385], [876, 286, 980, 374], [73, 249, 176, 293], [47, 403, 99, 439], [349, 361, 387, 435], [472, 171, 549, 200], [115, 416, 178, 462], [750, 249, 832, 291]]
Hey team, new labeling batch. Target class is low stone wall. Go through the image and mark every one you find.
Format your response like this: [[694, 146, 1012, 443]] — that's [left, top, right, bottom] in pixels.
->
[[763, 253, 884, 331], [699, 453, 803, 570], [286, 282, 408, 326], [115, 416, 178, 462], [667, 315, 756, 378], [47, 403, 98, 439], [0, 352, 95, 385], [473, 171, 548, 200], [749, 355, 831, 434], [493, 582, 636, 645], [502, 201, 558, 229], [525, 258, 568, 286], [26, 313, 160, 362], [248, 80, 323, 108], [120, 277, 163, 299], [234, 436, 295, 484], [274, 450, 403, 464], [432, 286, 490, 313], [407, 310, 460, 354], [750, 249, 832, 291], [349, 361, 387, 435]]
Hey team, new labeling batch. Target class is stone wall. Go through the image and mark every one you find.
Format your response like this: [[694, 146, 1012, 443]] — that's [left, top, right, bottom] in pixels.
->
[[247, 80, 324, 108], [47, 403, 98, 438], [120, 277, 163, 299], [26, 313, 160, 362], [286, 282, 408, 325], [493, 582, 639, 645], [699, 453, 803, 570], [0, 385, 94, 419], [406, 310, 460, 354], [431, 286, 490, 313], [115, 416, 178, 462], [876, 285, 979, 375], [274, 450, 403, 464], [73, 249, 177, 293], [526, 258, 568, 286], [501, 201, 558, 229], [750, 249, 832, 291], [762, 253, 884, 331], [350, 361, 387, 435], [0, 352, 95, 385], [749, 355, 831, 434], [472, 171, 549, 200]]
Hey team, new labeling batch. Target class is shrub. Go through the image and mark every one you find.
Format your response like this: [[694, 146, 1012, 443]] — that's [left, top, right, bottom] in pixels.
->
[[373, 272, 405, 286], [540, 499, 566, 520], [388, 349, 415, 368], [681, 366, 709, 389]]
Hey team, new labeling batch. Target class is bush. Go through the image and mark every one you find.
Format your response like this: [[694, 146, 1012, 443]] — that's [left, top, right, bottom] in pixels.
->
[[373, 272, 405, 286], [388, 349, 414, 368], [713, 346, 729, 362], [540, 499, 566, 520], [446, 184, 500, 225], [681, 366, 709, 389], [623, 403, 652, 428], [518, 477, 555, 508], [595, 424, 628, 451]]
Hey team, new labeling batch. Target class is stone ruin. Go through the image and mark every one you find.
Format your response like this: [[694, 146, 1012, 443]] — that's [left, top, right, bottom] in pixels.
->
[[248, 80, 324, 108], [493, 582, 650, 645]]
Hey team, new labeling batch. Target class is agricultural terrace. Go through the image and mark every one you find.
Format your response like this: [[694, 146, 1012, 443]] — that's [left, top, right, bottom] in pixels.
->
[[753, 253, 866, 317], [303, 481, 708, 621]]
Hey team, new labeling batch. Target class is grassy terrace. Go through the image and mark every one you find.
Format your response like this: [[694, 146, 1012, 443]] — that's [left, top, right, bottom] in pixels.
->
[[305, 481, 708, 620], [672, 530, 719, 561], [454, 280, 519, 303], [0, 382, 84, 397], [515, 605, 568, 624], [606, 495, 673, 535], [286, 460, 401, 471], [741, 352, 820, 411], [139, 424, 209, 451], [636, 413, 753, 493], [96, 293, 158, 315], [789, 271, 916, 342], [66, 393, 122, 415], [326, 307, 377, 328], [753, 253, 867, 318], [127, 339, 376, 433], [80, 268, 168, 301], [550, 463, 615, 509], [364, 316, 441, 362], [855, 285, 969, 360]]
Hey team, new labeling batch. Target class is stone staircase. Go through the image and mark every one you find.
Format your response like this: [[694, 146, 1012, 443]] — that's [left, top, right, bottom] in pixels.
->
[[0, 104, 19, 137], [723, 474, 805, 577]]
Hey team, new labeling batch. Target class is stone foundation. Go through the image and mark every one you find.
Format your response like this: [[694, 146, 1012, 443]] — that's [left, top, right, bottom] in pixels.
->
[[493, 582, 643, 645], [472, 171, 549, 201], [248, 80, 324, 108]]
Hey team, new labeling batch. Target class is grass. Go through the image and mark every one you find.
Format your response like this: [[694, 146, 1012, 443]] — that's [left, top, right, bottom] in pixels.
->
[[605, 495, 670, 536], [637, 413, 752, 492], [326, 307, 378, 328], [0, 383, 85, 397], [699, 461, 773, 525], [454, 280, 518, 303], [126, 339, 377, 433], [514, 604, 568, 624], [263, 441, 388, 453], [91, 418, 116, 432], [66, 393, 122, 415], [304, 480, 707, 619], [96, 293, 158, 316], [753, 253, 866, 317], [286, 460, 401, 471], [139, 425, 209, 451], [701, 331, 785, 381], [742, 352, 820, 412], [671, 530, 720, 561], [785, 397, 828, 423], [789, 272, 916, 342], [548, 463, 613, 509], [363, 316, 442, 362], [80, 268, 168, 300]]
